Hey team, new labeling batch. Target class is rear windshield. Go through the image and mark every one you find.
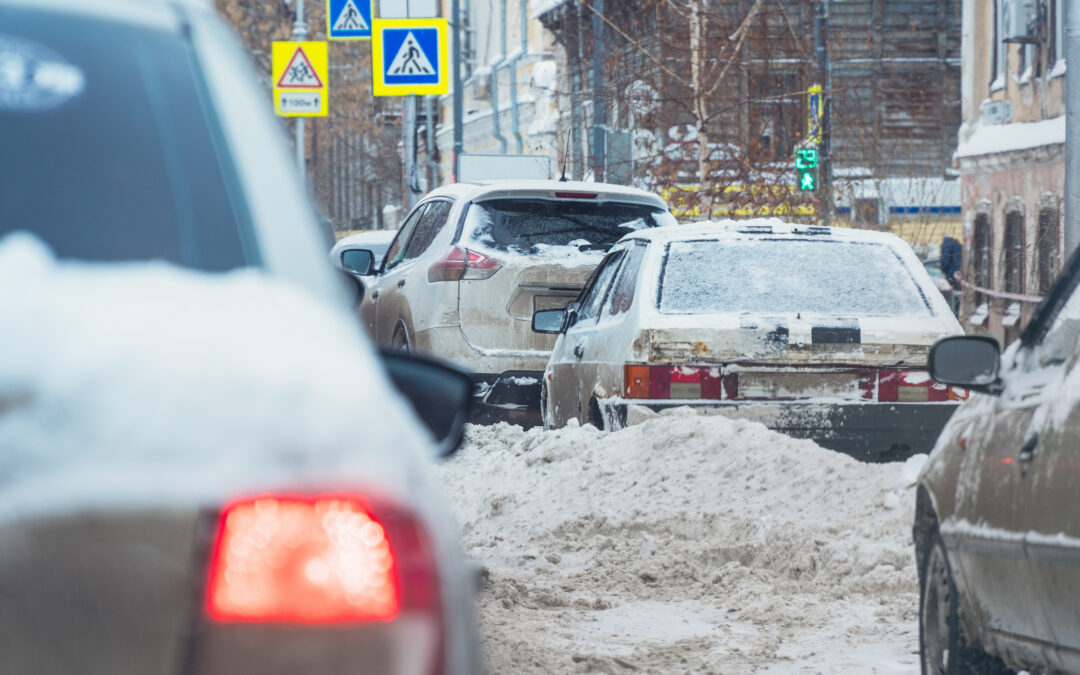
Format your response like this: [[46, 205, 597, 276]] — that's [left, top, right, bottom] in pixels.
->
[[0, 10, 253, 270], [464, 198, 676, 256], [658, 238, 933, 317]]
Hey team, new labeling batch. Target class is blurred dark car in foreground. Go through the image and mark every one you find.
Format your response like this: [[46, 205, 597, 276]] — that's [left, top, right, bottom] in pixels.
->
[[915, 247, 1080, 674], [0, 1, 481, 673]]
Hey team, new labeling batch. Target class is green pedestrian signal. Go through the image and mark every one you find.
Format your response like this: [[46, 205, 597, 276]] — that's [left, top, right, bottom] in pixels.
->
[[799, 170, 816, 191], [795, 148, 818, 170]]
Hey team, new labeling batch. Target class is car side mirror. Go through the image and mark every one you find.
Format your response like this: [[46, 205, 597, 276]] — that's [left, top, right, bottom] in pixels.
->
[[532, 308, 567, 334], [379, 349, 474, 458], [341, 249, 375, 276], [928, 335, 1001, 394]]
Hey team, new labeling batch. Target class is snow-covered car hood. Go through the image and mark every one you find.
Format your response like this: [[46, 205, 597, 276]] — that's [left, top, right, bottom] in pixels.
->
[[0, 233, 432, 521]]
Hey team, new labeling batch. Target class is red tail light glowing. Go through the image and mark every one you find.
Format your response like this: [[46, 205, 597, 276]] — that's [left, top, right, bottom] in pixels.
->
[[427, 246, 501, 282], [205, 495, 439, 625]]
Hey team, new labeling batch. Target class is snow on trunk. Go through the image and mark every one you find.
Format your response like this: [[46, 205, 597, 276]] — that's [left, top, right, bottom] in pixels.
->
[[441, 411, 923, 673]]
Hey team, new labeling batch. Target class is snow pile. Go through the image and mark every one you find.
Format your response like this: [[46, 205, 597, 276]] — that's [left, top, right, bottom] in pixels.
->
[[442, 412, 924, 673], [0, 233, 428, 519]]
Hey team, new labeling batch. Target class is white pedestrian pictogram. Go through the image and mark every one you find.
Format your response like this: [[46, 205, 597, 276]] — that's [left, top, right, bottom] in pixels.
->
[[333, 0, 368, 31], [277, 47, 322, 88], [387, 32, 435, 76]]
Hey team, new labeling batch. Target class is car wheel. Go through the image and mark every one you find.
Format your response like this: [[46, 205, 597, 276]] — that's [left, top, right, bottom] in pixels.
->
[[391, 324, 410, 353], [919, 531, 1011, 675]]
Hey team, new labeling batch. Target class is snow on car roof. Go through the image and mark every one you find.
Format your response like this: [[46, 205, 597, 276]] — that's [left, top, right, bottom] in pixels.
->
[[332, 229, 398, 249], [620, 218, 912, 247], [0, 233, 430, 521], [424, 180, 668, 207]]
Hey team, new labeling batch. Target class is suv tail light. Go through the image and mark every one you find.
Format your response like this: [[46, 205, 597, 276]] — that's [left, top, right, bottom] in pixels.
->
[[877, 369, 953, 402], [427, 246, 501, 282], [205, 495, 440, 625]]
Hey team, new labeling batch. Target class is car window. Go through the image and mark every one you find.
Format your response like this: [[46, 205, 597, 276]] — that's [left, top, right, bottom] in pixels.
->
[[606, 242, 647, 316], [576, 251, 626, 323], [657, 238, 933, 317], [463, 199, 675, 256], [1038, 285, 1080, 366], [403, 200, 452, 261], [0, 9, 253, 271], [383, 204, 428, 271]]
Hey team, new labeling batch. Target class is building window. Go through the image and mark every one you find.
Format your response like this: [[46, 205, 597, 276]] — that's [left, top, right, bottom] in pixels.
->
[[1037, 208, 1060, 295], [748, 72, 802, 162], [1003, 211, 1025, 295], [973, 214, 992, 308], [1051, 0, 1067, 75]]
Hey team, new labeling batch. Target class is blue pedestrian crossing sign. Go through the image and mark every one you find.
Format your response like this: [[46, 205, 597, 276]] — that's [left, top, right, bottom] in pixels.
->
[[372, 18, 448, 96], [327, 0, 372, 40]]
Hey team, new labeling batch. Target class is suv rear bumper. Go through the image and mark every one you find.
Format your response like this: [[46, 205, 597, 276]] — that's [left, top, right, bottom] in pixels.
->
[[471, 371, 544, 428], [598, 399, 958, 462]]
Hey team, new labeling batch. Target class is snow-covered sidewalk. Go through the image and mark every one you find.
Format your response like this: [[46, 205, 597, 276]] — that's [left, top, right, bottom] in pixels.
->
[[440, 409, 927, 673]]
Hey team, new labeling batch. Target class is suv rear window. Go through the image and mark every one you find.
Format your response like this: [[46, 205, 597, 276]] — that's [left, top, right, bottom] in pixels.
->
[[658, 238, 933, 317], [0, 10, 252, 271], [463, 198, 675, 256]]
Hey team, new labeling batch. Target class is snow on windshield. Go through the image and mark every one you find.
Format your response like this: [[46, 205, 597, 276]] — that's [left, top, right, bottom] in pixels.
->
[[0, 233, 428, 519], [659, 238, 932, 317], [465, 198, 674, 260], [442, 413, 926, 672]]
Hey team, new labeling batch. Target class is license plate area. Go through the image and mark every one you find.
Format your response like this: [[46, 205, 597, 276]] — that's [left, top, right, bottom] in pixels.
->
[[736, 370, 868, 400]]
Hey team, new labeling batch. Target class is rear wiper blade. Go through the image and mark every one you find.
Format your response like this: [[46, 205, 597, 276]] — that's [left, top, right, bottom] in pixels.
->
[[577, 242, 612, 252]]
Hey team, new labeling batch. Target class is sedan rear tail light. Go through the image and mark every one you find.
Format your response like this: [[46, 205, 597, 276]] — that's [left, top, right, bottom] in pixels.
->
[[623, 365, 722, 400], [205, 495, 440, 625], [427, 246, 501, 282], [877, 369, 950, 402]]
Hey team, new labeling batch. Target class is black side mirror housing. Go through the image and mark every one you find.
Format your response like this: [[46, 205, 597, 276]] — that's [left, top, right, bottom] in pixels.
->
[[379, 349, 474, 458], [341, 248, 375, 276], [532, 308, 567, 334], [928, 335, 1002, 395]]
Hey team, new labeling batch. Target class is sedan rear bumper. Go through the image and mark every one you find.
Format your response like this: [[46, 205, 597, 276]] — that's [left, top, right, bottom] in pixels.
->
[[599, 399, 958, 462]]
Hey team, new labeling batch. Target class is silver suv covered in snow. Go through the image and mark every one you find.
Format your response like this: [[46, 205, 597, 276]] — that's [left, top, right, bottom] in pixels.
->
[[358, 180, 675, 425]]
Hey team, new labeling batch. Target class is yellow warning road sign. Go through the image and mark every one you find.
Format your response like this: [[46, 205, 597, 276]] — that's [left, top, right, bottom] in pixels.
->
[[272, 41, 328, 117]]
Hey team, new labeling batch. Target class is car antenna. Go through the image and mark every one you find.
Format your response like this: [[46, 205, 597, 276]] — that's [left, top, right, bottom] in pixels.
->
[[559, 128, 570, 182]]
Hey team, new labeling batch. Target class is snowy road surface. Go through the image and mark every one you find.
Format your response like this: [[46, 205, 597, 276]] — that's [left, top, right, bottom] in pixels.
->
[[440, 408, 928, 673]]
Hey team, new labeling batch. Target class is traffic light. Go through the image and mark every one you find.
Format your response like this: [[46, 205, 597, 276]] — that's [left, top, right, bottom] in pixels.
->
[[799, 170, 816, 192], [794, 147, 818, 192]]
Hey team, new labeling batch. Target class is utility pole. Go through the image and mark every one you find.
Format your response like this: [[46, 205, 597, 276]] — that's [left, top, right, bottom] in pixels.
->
[[814, 0, 831, 226], [292, 0, 308, 183], [1067, 0, 1080, 257], [590, 0, 605, 182], [452, 0, 463, 181]]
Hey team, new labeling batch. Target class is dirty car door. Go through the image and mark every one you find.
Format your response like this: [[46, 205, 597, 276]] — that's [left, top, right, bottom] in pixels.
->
[[557, 250, 625, 425], [372, 203, 428, 345]]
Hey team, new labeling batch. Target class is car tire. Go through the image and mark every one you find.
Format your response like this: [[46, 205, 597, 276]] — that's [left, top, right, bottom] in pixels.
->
[[919, 530, 1011, 675], [391, 324, 410, 353]]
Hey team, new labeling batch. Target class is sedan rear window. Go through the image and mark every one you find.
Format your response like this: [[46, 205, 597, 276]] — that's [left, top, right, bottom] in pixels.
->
[[0, 10, 253, 271], [464, 198, 675, 256], [658, 238, 933, 317]]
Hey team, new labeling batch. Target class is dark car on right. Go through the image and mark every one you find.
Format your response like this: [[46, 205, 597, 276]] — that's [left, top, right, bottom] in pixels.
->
[[915, 245, 1080, 673]]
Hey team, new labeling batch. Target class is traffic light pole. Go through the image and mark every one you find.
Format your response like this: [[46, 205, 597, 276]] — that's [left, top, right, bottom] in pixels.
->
[[814, 0, 831, 226], [291, 0, 308, 184], [452, 0, 463, 181]]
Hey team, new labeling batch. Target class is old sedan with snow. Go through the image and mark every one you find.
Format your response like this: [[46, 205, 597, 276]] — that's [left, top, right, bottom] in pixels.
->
[[535, 221, 964, 461]]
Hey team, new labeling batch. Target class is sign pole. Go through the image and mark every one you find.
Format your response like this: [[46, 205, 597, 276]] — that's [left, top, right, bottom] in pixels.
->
[[293, 0, 308, 183]]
